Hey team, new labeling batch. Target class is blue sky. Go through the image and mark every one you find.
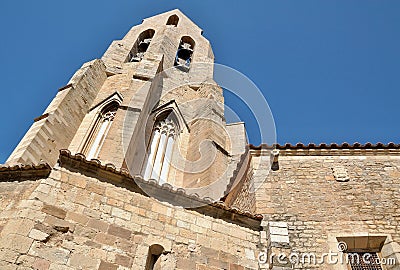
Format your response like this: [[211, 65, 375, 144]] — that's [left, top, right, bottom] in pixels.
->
[[1, 0, 399, 163]]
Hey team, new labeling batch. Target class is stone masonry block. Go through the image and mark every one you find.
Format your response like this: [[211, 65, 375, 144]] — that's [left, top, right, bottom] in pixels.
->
[[1, 219, 35, 237], [0, 248, 20, 264], [115, 254, 132, 268], [29, 242, 70, 264], [98, 260, 118, 270], [270, 235, 290, 245], [42, 205, 67, 219], [48, 263, 74, 270], [94, 233, 117, 246], [32, 258, 51, 270], [0, 233, 34, 253], [44, 216, 73, 233], [65, 212, 89, 225], [269, 222, 288, 228], [269, 226, 288, 236], [68, 176, 87, 189], [229, 263, 245, 270], [87, 219, 109, 232], [28, 229, 49, 242], [111, 207, 131, 221], [69, 253, 99, 269], [86, 182, 106, 195], [382, 241, 400, 257], [196, 217, 212, 229], [107, 224, 132, 239]]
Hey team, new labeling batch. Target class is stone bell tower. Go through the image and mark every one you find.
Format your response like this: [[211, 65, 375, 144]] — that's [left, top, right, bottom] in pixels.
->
[[2, 9, 400, 270], [6, 9, 247, 200]]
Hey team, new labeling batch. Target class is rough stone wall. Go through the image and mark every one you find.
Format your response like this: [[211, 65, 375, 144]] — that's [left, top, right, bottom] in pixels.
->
[[157, 82, 232, 198], [6, 60, 107, 167], [0, 166, 260, 270], [0, 180, 40, 228], [183, 118, 229, 191], [230, 168, 256, 214], [253, 152, 400, 269]]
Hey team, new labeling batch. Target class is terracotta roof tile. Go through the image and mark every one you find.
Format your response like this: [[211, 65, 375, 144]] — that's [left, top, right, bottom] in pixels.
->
[[0, 162, 51, 181], [249, 142, 400, 150], [58, 149, 263, 230]]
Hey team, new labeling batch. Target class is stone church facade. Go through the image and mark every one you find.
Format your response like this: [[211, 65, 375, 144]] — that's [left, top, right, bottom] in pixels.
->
[[0, 9, 399, 270]]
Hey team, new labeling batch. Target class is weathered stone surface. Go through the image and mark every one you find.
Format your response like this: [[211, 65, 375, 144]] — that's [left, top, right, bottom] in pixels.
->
[[0, 8, 398, 270], [1, 219, 35, 237], [107, 224, 132, 239], [114, 254, 132, 268], [42, 205, 67, 219], [69, 253, 99, 269], [0, 248, 19, 264], [28, 229, 49, 242], [29, 242, 70, 265], [32, 258, 51, 270], [0, 260, 18, 270], [253, 152, 400, 269], [6, 59, 107, 167], [98, 260, 118, 270], [87, 219, 109, 232], [65, 212, 89, 225], [44, 216, 73, 232], [111, 207, 131, 221], [0, 234, 33, 253]]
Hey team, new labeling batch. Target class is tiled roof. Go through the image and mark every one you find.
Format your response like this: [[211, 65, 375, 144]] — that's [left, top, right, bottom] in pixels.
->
[[222, 142, 400, 205], [0, 162, 51, 181], [249, 142, 400, 150], [58, 149, 263, 230]]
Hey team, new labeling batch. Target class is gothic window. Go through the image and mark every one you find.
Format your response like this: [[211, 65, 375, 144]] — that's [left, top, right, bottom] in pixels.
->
[[83, 102, 118, 160], [128, 29, 155, 62], [174, 36, 195, 71], [166, 14, 179, 26], [145, 244, 164, 270], [143, 117, 177, 184]]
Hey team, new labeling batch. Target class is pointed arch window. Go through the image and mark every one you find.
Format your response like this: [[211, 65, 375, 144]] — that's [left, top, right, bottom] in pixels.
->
[[174, 36, 195, 71], [143, 117, 177, 184], [166, 15, 179, 26], [129, 29, 155, 62], [83, 102, 118, 160]]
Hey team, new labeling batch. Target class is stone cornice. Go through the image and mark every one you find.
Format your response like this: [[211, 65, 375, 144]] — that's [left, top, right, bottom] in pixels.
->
[[249, 143, 400, 156], [0, 163, 51, 182]]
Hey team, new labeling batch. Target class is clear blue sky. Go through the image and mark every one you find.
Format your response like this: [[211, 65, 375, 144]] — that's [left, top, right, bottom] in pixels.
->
[[1, 0, 399, 163]]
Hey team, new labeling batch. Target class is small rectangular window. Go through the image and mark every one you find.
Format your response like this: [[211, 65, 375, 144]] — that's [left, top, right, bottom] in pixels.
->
[[348, 252, 383, 270]]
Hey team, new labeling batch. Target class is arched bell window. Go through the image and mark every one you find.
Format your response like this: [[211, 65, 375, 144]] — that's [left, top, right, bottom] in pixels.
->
[[166, 14, 179, 26], [83, 102, 118, 160], [174, 36, 195, 71], [128, 29, 155, 62], [143, 115, 178, 184]]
